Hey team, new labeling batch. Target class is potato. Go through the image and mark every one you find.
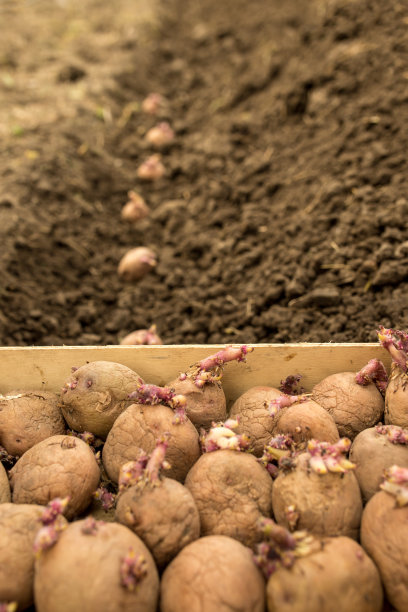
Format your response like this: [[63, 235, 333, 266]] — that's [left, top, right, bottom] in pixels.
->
[[34, 519, 159, 612], [384, 367, 408, 427], [9, 435, 100, 519], [361, 489, 408, 612], [160, 535, 265, 612], [60, 361, 143, 439], [313, 372, 384, 439], [266, 536, 383, 612], [229, 386, 282, 456], [116, 477, 200, 569], [185, 449, 272, 547], [0, 391, 65, 456], [350, 426, 408, 501], [272, 399, 339, 445], [0, 503, 45, 610], [166, 376, 226, 430], [103, 404, 200, 483], [0, 462, 10, 503], [272, 452, 362, 539]]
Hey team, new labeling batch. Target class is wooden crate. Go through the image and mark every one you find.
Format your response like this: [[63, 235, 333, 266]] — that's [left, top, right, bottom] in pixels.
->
[[0, 343, 390, 401]]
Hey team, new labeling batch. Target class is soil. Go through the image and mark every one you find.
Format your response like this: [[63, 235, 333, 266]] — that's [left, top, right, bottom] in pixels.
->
[[1, 0, 408, 347]]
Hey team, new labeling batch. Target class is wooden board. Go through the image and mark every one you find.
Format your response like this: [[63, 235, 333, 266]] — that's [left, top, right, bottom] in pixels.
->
[[0, 344, 390, 402]]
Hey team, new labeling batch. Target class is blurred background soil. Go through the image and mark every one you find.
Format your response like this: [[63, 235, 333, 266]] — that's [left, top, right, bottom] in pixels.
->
[[1, 0, 408, 346]]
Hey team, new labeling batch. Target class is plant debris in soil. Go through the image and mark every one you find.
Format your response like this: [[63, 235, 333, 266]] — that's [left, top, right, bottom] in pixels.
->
[[1, 0, 408, 346]]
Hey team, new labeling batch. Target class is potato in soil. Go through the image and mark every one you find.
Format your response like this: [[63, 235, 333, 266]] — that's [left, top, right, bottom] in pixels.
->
[[312, 372, 384, 439], [361, 489, 408, 612], [272, 452, 362, 539], [116, 477, 200, 569], [103, 403, 200, 483], [160, 535, 265, 612], [166, 375, 226, 430], [266, 536, 383, 612], [34, 520, 159, 612], [59, 361, 143, 439], [350, 426, 408, 501], [0, 390, 65, 456], [0, 462, 10, 503], [0, 503, 46, 611], [9, 434, 100, 519], [184, 449, 272, 547]]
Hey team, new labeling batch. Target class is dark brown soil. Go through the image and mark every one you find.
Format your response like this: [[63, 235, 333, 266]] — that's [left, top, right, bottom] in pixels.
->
[[1, 0, 408, 346]]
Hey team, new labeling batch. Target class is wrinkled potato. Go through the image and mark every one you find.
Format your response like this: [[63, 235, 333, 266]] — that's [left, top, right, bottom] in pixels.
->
[[361, 490, 408, 612], [266, 536, 383, 612], [272, 399, 339, 446], [185, 449, 272, 547], [34, 519, 159, 612], [0, 503, 46, 611], [0, 391, 65, 456], [384, 368, 408, 427], [272, 452, 362, 539], [10, 435, 100, 519], [229, 386, 282, 456], [103, 404, 200, 483], [0, 462, 10, 503], [313, 372, 384, 439], [60, 361, 143, 439], [350, 427, 408, 501], [116, 478, 200, 569], [160, 535, 265, 612], [166, 376, 226, 430]]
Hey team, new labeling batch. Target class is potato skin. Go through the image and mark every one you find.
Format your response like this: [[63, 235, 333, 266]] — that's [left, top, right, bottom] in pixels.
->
[[160, 535, 265, 612], [385, 367, 408, 427], [0, 390, 65, 456], [272, 399, 339, 445], [184, 450, 272, 547], [102, 403, 200, 483], [34, 520, 159, 612], [0, 503, 46, 611], [272, 453, 362, 539], [10, 435, 100, 519], [116, 478, 200, 568], [229, 386, 282, 456], [0, 462, 10, 503], [59, 361, 143, 439], [166, 377, 226, 430], [266, 536, 383, 612], [312, 372, 384, 439], [361, 490, 408, 612], [350, 427, 408, 501]]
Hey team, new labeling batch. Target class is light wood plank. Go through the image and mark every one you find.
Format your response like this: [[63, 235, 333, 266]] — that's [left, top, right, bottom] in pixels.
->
[[0, 344, 390, 403]]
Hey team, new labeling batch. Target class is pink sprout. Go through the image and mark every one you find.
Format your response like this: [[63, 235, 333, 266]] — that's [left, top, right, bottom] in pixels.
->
[[81, 517, 100, 535], [181, 345, 253, 388], [144, 436, 171, 483], [253, 517, 313, 579], [121, 191, 150, 224], [129, 384, 186, 410], [141, 93, 166, 115], [67, 430, 102, 449], [145, 122, 175, 148], [41, 497, 70, 525], [375, 424, 408, 444], [172, 405, 187, 425], [268, 394, 306, 418], [137, 154, 165, 181], [201, 419, 251, 453], [307, 438, 355, 474], [259, 435, 296, 477], [380, 465, 408, 506], [285, 505, 299, 531], [279, 374, 304, 395], [118, 438, 171, 491], [0, 603, 17, 612], [118, 455, 149, 492], [355, 358, 388, 395], [378, 326, 408, 372], [93, 487, 116, 511], [120, 548, 148, 591], [33, 512, 67, 557]]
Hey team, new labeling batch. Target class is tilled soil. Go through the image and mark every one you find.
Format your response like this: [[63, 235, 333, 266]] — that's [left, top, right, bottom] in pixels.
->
[[1, 0, 408, 346]]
